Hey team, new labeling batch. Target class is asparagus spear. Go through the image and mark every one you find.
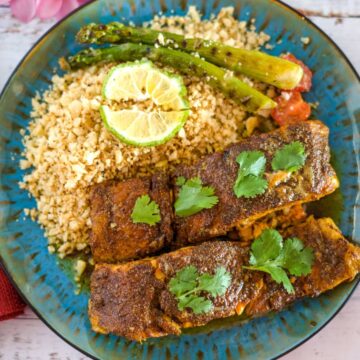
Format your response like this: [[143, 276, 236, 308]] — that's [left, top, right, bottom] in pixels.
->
[[67, 44, 277, 113], [76, 22, 303, 90]]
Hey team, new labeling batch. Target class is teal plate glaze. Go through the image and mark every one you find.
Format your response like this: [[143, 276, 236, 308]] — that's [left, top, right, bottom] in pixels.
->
[[0, 0, 359, 359]]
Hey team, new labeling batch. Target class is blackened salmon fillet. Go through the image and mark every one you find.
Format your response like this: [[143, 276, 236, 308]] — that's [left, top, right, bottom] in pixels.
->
[[90, 172, 173, 262], [89, 217, 360, 341], [173, 120, 338, 244]]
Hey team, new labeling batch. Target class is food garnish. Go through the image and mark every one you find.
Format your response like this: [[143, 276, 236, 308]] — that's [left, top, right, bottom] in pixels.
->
[[100, 61, 189, 146], [271, 54, 312, 125], [102, 61, 188, 110], [68, 44, 277, 113], [76, 22, 304, 90], [100, 106, 189, 147], [271, 141, 306, 173], [243, 228, 314, 293], [174, 177, 218, 217], [233, 150, 268, 198], [271, 91, 311, 126], [281, 54, 312, 92], [131, 194, 161, 225], [169, 265, 232, 314]]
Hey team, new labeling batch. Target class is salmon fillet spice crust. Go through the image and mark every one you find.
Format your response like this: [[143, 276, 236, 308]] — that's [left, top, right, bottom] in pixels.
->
[[173, 120, 338, 243], [90, 173, 173, 263], [90, 121, 338, 262], [89, 217, 360, 341]]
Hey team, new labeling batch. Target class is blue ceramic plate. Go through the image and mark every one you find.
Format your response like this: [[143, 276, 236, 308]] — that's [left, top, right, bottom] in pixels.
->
[[0, 1, 359, 359]]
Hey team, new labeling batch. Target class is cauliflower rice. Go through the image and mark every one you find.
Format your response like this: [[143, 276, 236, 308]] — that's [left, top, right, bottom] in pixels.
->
[[20, 7, 272, 258]]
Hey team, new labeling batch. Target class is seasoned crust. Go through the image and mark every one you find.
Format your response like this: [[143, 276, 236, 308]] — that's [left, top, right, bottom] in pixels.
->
[[89, 242, 262, 341], [246, 217, 360, 316], [156, 242, 263, 327], [173, 121, 339, 244], [89, 261, 181, 341], [90, 172, 173, 262], [89, 217, 360, 341]]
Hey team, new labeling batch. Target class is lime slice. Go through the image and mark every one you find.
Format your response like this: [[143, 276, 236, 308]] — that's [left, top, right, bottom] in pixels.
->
[[102, 60, 188, 111], [101, 61, 189, 146], [100, 105, 189, 147]]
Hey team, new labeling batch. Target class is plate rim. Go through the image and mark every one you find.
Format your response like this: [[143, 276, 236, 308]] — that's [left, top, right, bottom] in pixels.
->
[[0, 0, 359, 359]]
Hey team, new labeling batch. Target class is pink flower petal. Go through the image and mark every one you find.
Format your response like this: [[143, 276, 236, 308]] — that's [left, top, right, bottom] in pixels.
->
[[0, 0, 11, 6], [55, 0, 79, 20], [36, 0, 63, 20], [10, 0, 38, 23]]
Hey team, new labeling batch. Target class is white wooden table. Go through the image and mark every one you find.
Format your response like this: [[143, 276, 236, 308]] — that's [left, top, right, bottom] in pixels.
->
[[0, 1, 359, 359]]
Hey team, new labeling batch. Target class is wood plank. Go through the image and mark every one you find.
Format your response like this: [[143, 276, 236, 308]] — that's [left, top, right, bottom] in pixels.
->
[[285, 0, 360, 17], [0, 9, 54, 90], [0, 318, 87, 359], [1, 1, 360, 16], [309, 17, 360, 71], [283, 288, 360, 359]]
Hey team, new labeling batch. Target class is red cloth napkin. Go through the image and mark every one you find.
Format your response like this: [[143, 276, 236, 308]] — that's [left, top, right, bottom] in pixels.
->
[[0, 266, 26, 320]]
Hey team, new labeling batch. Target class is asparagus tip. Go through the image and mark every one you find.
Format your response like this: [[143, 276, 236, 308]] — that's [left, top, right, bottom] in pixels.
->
[[76, 23, 98, 43]]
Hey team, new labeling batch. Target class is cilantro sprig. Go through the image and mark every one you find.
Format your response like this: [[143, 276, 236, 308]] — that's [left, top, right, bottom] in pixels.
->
[[271, 141, 307, 173], [131, 194, 161, 226], [244, 228, 314, 294], [169, 266, 232, 314], [174, 177, 218, 217], [233, 150, 268, 198]]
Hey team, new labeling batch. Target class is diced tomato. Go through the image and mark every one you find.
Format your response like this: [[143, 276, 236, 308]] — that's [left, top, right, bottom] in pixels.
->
[[271, 91, 311, 126], [282, 53, 312, 92]]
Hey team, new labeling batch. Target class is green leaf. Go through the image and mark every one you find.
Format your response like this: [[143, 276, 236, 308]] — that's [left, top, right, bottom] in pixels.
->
[[249, 228, 283, 265], [236, 150, 267, 177], [174, 177, 218, 217], [264, 265, 295, 294], [168, 265, 198, 297], [185, 177, 202, 187], [244, 228, 313, 294], [131, 194, 161, 226], [233, 175, 268, 198], [233, 150, 268, 199], [244, 265, 294, 294], [278, 237, 314, 276], [168, 265, 232, 314], [175, 176, 186, 186], [271, 141, 306, 173], [198, 267, 232, 297], [178, 294, 213, 314]]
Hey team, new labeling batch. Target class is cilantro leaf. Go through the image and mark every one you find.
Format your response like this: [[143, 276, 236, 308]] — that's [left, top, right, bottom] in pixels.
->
[[131, 194, 161, 226], [249, 229, 283, 265], [236, 151, 267, 177], [264, 266, 294, 294], [198, 267, 232, 297], [176, 176, 186, 186], [248, 265, 295, 294], [271, 141, 306, 173], [178, 295, 213, 314], [168, 265, 198, 297], [244, 228, 314, 294], [174, 177, 218, 217], [169, 266, 232, 314], [233, 150, 268, 199], [234, 175, 268, 198], [278, 237, 314, 276]]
